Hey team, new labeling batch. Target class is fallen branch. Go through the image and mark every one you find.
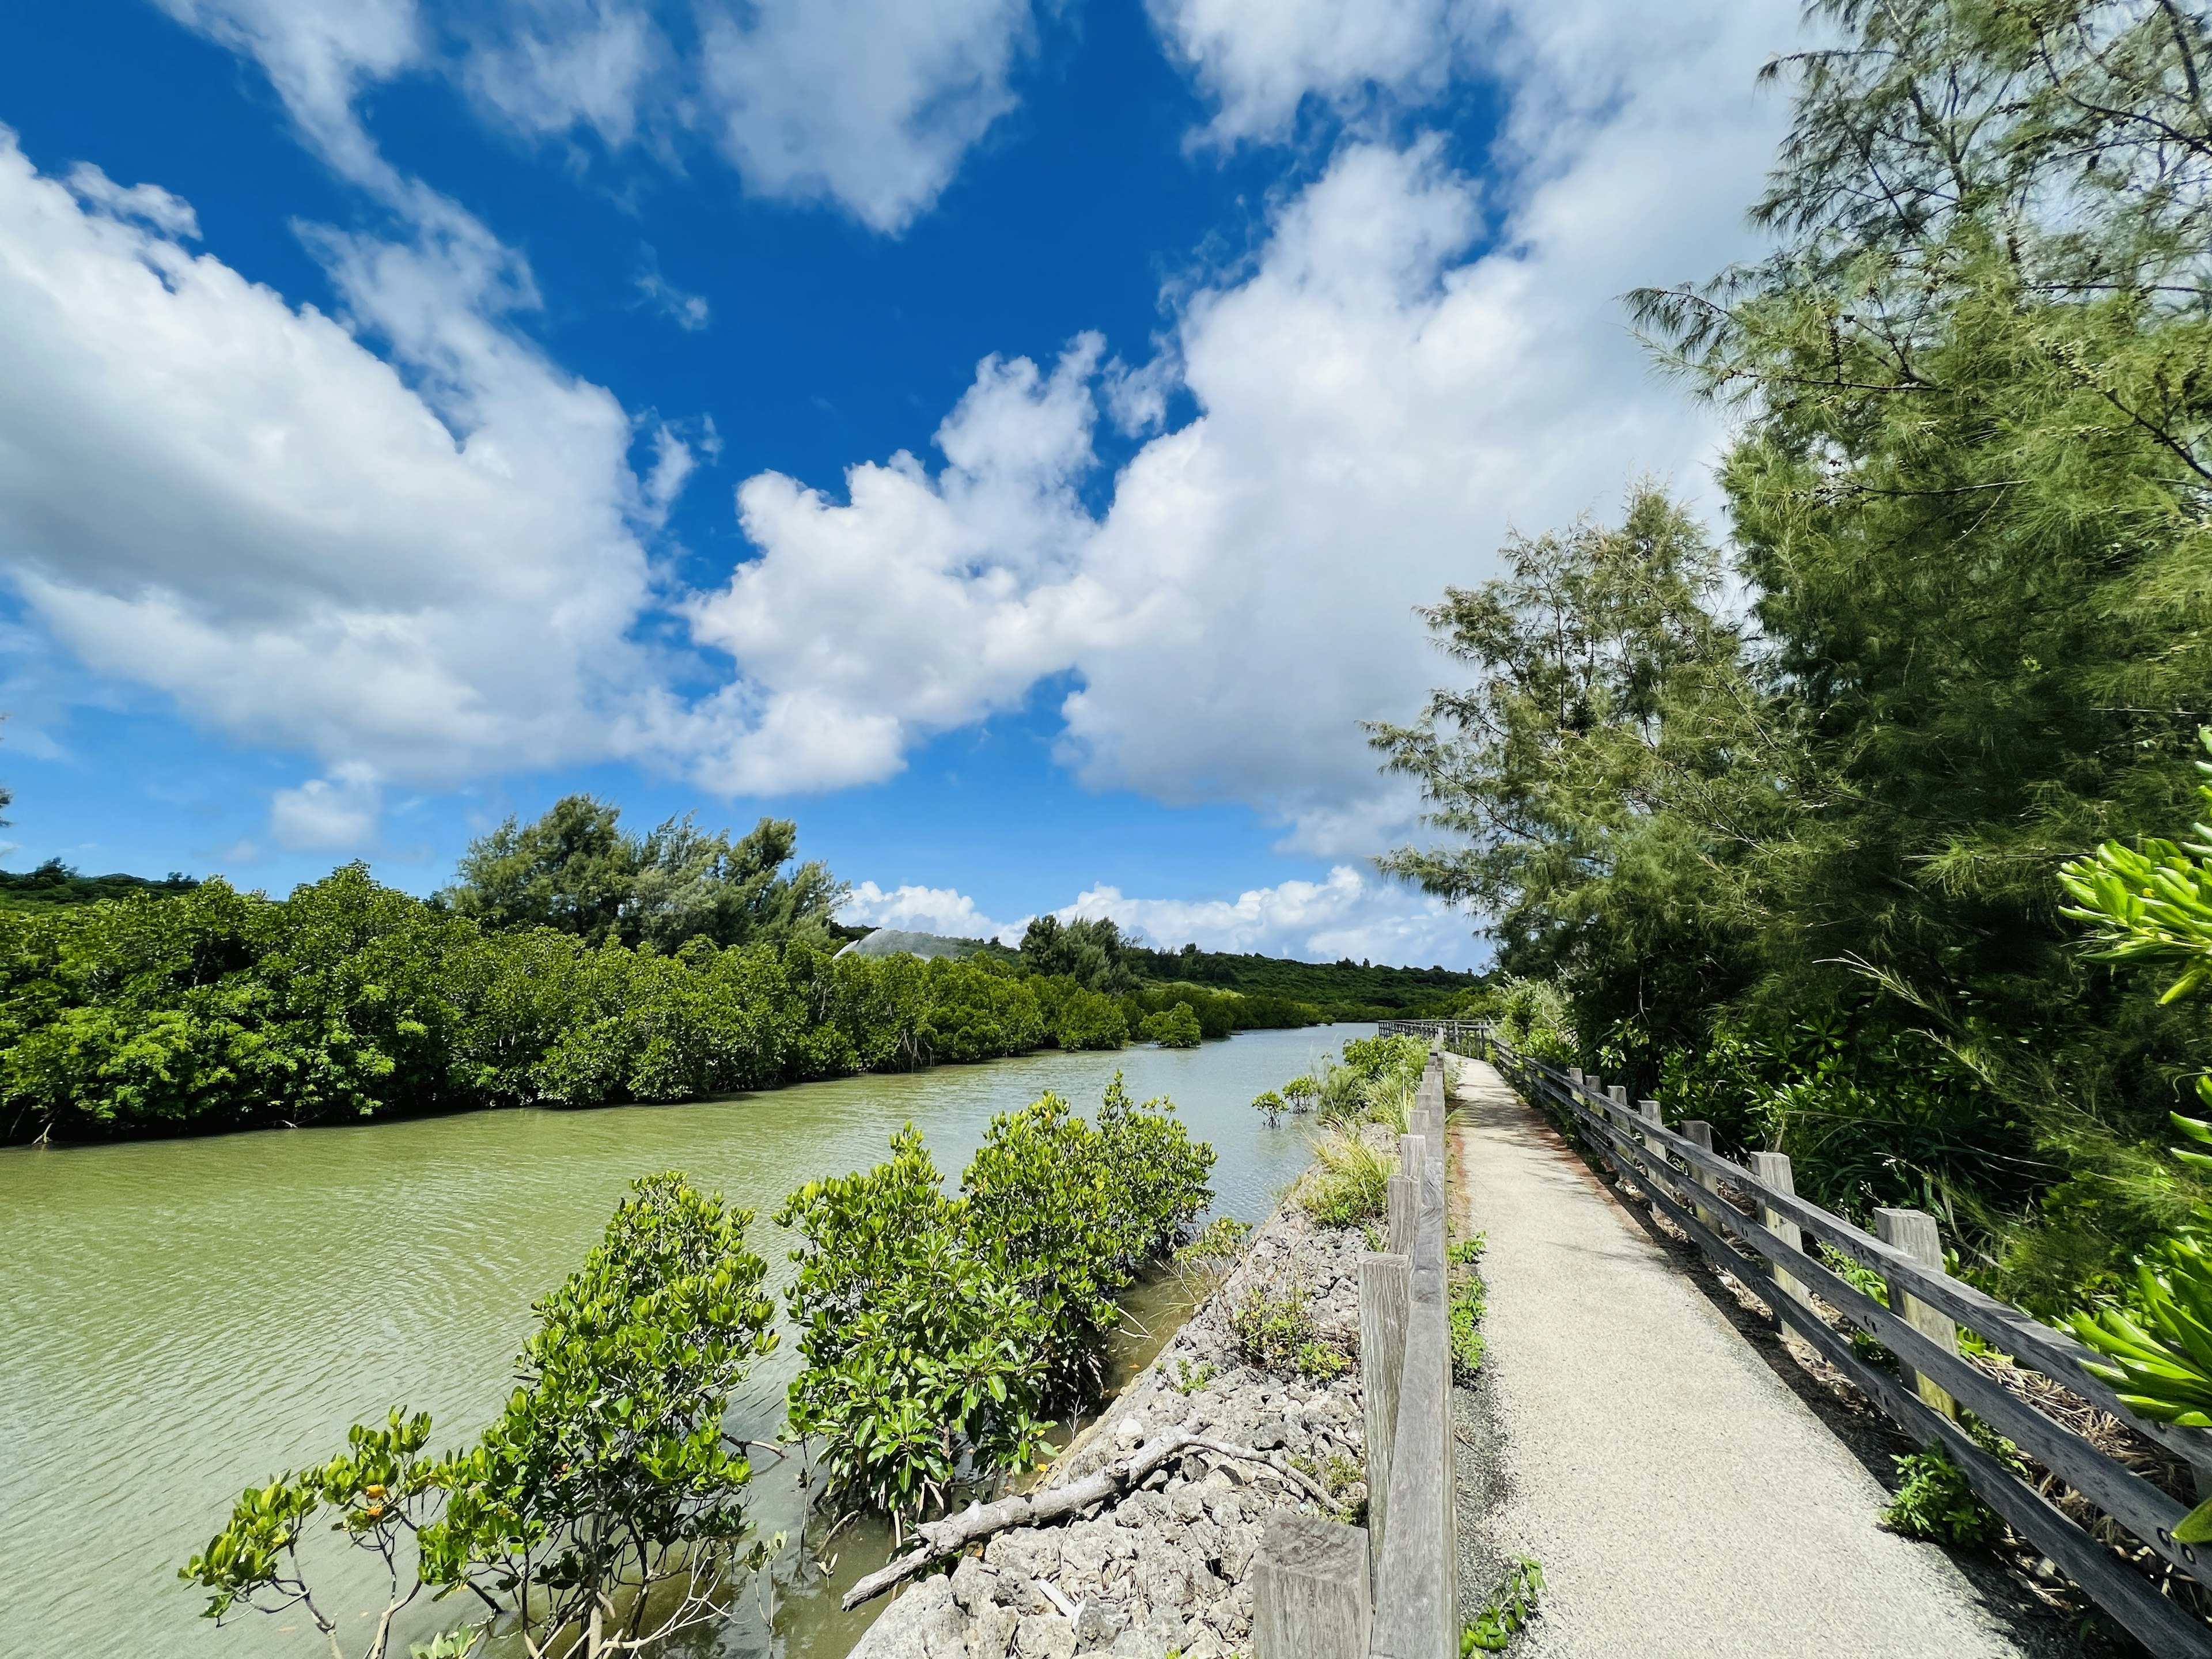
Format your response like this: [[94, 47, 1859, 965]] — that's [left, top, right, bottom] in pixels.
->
[[839, 1431, 1339, 1609]]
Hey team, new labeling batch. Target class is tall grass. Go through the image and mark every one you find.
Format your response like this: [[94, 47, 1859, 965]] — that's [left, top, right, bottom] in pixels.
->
[[1297, 1130, 1392, 1228]]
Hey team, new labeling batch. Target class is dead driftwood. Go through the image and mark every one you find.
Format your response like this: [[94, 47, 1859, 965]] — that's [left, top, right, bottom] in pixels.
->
[[839, 1429, 1340, 1610]]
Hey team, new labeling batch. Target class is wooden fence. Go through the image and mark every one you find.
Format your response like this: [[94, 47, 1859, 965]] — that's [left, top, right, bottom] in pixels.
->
[[1249, 1047, 1459, 1659], [1452, 1025, 2212, 1658]]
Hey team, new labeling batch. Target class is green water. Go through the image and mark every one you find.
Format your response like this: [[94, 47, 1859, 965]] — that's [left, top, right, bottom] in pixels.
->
[[0, 1025, 1354, 1659]]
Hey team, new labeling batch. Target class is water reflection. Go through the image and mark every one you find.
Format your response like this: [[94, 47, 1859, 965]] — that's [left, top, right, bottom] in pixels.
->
[[0, 1026, 1359, 1659]]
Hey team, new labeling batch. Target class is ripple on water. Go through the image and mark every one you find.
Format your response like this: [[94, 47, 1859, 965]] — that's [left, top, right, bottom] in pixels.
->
[[0, 1025, 1361, 1659]]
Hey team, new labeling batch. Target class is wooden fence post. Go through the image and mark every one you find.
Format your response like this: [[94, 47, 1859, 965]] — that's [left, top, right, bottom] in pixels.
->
[[1251, 1510, 1372, 1659], [1873, 1208, 1961, 1421], [1747, 1151, 1811, 1310], [1387, 1175, 1418, 1258], [1681, 1121, 1720, 1229], [1359, 1249, 1410, 1585]]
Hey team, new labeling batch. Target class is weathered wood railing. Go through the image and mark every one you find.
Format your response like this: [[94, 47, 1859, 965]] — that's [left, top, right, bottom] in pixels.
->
[[1249, 1047, 1458, 1659], [1475, 1029, 2212, 1659]]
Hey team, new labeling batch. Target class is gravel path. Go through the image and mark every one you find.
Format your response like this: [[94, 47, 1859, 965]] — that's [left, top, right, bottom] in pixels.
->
[[1448, 1055, 2077, 1659]]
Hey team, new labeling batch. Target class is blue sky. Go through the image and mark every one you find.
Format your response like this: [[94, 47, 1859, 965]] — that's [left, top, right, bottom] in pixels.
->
[[0, 0, 1799, 967]]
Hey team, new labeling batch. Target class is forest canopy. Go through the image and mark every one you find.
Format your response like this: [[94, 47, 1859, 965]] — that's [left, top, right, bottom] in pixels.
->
[[1374, 0, 2212, 1308]]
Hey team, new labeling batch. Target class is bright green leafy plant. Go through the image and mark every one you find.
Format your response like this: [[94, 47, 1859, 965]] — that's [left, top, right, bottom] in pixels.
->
[[182, 1174, 779, 1659], [1461, 1558, 1543, 1653], [777, 1081, 1213, 1528]]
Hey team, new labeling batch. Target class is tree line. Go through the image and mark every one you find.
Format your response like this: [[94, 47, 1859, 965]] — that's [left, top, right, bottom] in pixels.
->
[[1373, 0, 2212, 1311], [0, 797, 1325, 1141]]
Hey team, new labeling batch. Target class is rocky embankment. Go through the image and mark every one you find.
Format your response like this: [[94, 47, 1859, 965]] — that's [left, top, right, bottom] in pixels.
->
[[850, 1196, 1371, 1659]]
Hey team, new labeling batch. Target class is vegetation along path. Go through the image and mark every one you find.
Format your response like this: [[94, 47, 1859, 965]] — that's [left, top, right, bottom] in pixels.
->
[[1447, 1055, 2066, 1658]]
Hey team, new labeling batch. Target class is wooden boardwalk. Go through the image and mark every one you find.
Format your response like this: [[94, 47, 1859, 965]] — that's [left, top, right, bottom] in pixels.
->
[[1446, 1056, 2070, 1659]]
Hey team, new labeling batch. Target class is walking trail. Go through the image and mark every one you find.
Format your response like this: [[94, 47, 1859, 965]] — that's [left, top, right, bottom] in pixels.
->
[[1446, 1054, 2063, 1659]]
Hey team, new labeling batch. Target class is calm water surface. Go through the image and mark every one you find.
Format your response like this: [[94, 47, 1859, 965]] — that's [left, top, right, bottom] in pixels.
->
[[0, 1025, 1361, 1659]]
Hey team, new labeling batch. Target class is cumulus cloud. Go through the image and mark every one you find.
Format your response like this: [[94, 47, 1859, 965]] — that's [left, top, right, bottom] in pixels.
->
[[0, 130, 669, 794], [841, 880, 1014, 941], [1066, 866, 1478, 968], [838, 867, 1482, 967], [704, 0, 1794, 840], [684, 336, 1106, 791], [698, 0, 1037, 232], [1149, 0, 1467, 142], [158, 0, 1041, 234], [271, 763, 382, 850]]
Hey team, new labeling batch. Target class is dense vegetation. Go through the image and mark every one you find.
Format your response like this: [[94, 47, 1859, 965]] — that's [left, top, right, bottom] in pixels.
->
[[1127, 945, 1480, 1019], [778, 1078, 1213, 1525], [0, 858, 199, 912], [0, 798, 1374, 1139], [1376, 0, 2212, 1308]]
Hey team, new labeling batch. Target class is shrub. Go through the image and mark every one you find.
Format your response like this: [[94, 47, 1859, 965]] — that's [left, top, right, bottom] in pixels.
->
[[184, 1175, 780, 1659], [776, 1131, 1051, 1520], [1139, 1001, 1203, 1048], [778, 1080, 1213, 1522], [1252, 1089, 1285, 1126], [1488, 976, 1576, 1066], [1297, 1131, 1392, 1229], [1342, 1033, 1427, 1091], [1228, 1283, 1323, 1376]]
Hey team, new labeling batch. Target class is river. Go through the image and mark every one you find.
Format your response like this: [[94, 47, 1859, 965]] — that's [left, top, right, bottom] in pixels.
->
[[0, 1025, 1361, 1659]]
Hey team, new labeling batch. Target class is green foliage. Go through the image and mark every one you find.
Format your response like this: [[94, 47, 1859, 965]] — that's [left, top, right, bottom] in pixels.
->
[[1170, 1360, 1218, 1397], [1481, 978, 1577, 1068], [2062, 730, 2212, 1010], [777, 1081, 1212, 1523], [1117, 941, 1482, 1020], [1138, 1001, 1203, 1048], [423, 1175, 779, 1649], [1449, 1233, 1487, 1384], [2069, 1226, 2212, 1429], [0, 857, 198, 912], [1226, 1282, 1342, 1380], [1340, 1033, 1427, 1090], [0, 866, 1059, 1140], [776, 1131, 1052, 1522], [1372, 0, 2212, 1296], [1882, 1422, 2025, 1551], [1252, 1089, 1286, 1126], [1018, 915, 1138, 994], [1029, 975, 1131, 1051], [183, 1175, 778, 1659], [1295, 1131, 1392, 1229], [1461, 1558, 1543, 1654], [1173, 1214, 1251, 1302], [445, 796, 846, 955]]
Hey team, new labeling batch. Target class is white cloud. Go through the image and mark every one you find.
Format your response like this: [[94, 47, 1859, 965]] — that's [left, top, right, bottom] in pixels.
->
[[707, 0, 1795, 843], [838, 868, 1482, 967], [457, 0, 664, 150], [841, 880, 1016, 941], [684, 336, 1105, 791], [1149, 0, 1465, 142], [636, 263, 710, 331], [150, 0, 423, 188], [271, 763, 382, 849], [1067, 866, 1478, 968], [0, 129, 669, 787], [698, 0, 1037, 232], [158, 0, 1041, 235]]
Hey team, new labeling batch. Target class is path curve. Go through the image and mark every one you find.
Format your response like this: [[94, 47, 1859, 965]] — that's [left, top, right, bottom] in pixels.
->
[[1448, 1055, 2065, 1658]]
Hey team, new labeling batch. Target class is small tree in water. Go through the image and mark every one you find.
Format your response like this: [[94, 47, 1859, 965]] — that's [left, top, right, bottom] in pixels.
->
[[181, 1173, 779, 1659]]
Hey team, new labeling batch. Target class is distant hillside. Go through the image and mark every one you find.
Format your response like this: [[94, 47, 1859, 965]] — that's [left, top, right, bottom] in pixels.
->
[[1127, 944, 1484, 1019], [0, 859, 200, 912]]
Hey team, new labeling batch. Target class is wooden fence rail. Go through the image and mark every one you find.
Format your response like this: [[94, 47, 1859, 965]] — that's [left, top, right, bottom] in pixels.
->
[[1251, 1047, 1458, 1659], [1448, 1024, 2212, 1659]]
